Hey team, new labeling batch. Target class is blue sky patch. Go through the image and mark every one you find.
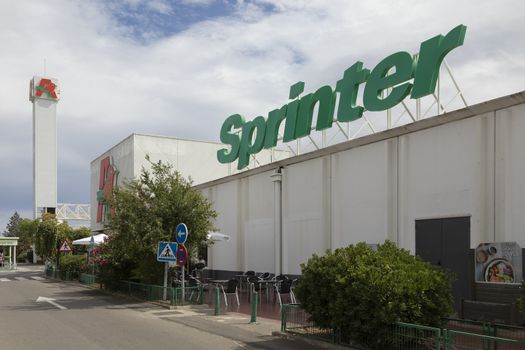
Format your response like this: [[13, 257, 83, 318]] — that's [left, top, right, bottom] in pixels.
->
[[102, 0, 278, 43]]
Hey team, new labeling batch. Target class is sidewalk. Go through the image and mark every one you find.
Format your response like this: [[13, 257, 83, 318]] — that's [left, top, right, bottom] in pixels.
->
[[0, 263, 44, 273], [55, 272, 335, 349], [156, 305, 335, 350]]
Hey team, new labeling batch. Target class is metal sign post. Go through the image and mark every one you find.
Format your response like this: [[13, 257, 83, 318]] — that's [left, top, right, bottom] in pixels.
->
[[163, 262, 169, 301], [157, 242, 178, 301], [181, 265, 185, 304], [175, 223, 189, 305]]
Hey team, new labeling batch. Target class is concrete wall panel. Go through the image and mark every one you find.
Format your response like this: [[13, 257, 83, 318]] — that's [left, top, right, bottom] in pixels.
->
[[282, 157, 330, 275], [205, 181, 240, 272], [331, 140, 397, 248], [245, 171, 275, 273], [398, 113, 495, 252], [495, 104, 525, 246]]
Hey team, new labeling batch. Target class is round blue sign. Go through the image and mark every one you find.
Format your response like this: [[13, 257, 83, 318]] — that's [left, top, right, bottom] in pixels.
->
[[175, 223, 188, 245]]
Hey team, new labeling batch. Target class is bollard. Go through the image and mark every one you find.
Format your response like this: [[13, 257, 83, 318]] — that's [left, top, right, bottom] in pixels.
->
[[250, 291, 258, 323], [281, 305, 286, 332], [198, 285, 204, 305], [214, 287, 220, 316]]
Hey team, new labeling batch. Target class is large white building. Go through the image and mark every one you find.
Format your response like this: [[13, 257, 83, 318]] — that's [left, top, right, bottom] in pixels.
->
[[194, 91, 525, 316], [90, 93, 525, 319], [90, 133, 289, 231]]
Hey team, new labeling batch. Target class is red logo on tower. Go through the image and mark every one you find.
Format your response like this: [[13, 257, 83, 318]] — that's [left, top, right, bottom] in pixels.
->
[[30, 77, 60, 101], [36, 78, 58, 99], [96, 156, 119, 223]]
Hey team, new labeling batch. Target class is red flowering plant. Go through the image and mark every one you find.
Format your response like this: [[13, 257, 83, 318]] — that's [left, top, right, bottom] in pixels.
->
[[88, 239, 111, 276]]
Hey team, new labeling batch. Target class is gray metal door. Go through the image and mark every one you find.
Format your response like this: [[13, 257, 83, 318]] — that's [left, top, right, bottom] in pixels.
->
[[416, 217, 470, 312]]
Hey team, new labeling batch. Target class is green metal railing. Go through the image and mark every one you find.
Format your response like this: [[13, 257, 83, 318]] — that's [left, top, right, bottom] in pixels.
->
[[60, 270, 78, 280], [45, 267, 61, 279], [117, 280, 204, 306], [45, 267, 79, 281], [79, 273, 97, 284], [280, 304, 335, 341], [280, 304, 525, 350], [444, 317, 525, 344], [172, 285, 204, 306], [381, 322, 442, 350], [446, 329, 525, 350]]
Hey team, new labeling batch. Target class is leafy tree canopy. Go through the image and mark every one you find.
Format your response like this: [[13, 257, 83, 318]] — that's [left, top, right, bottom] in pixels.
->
[[16, 214, 91, 262], [103, 158, 217, 285]]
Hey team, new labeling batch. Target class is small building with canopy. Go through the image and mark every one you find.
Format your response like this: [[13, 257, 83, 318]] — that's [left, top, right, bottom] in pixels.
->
[[0, 237, 19, 270]]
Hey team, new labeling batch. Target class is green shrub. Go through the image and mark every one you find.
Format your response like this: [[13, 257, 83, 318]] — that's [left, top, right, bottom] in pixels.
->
[[294, 241, 454, 346], [16, 250, 33, 263], [60, 254, 86, 273]]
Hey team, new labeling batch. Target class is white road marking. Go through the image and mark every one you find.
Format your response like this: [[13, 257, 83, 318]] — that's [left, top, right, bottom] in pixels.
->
[[233, 341, 247, 348], [36, 296, 67, 310], [31, 276, 45, 280], [0, 278, 11, 282], [14, 277, 28, 281]]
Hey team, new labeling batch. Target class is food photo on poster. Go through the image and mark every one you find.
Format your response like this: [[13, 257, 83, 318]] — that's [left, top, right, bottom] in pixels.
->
[[474, 242, 522, 284]]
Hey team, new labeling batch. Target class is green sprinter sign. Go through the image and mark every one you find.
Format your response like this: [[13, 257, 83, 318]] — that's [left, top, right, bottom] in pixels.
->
[[218, 24, 467, 170]]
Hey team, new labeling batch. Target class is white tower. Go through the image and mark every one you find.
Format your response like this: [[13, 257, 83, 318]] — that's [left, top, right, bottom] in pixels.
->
[[29, 76, 60, 219]]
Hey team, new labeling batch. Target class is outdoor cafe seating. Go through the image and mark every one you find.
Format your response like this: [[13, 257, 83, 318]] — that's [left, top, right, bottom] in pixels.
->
[[197, 270, 297, 320], [275, 278, 296, 306], [220, 279, 240, 307]]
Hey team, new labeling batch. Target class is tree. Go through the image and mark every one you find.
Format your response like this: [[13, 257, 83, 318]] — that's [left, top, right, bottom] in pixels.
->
[[294, 241, 454, 347], [5, 212, 22, 237], [103, 158, 217, 285], [18, 218, 39, 261], [19, 214, 90, 263], [34, 213, 59, 262]]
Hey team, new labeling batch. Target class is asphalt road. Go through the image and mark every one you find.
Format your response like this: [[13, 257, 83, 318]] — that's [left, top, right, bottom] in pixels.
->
[[0, 265, 324, 350]]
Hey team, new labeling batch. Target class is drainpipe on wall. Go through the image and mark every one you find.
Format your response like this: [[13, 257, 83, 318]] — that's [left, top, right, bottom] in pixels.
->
[[271, 168, 283, 276]]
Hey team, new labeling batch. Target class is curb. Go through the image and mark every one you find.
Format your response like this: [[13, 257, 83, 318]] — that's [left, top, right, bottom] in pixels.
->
[[45, 276, 215, 311], [272, 331, 357, 350]]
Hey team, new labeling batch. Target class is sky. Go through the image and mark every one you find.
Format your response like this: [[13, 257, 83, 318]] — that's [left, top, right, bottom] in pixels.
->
[[0, 0, 524, 232]]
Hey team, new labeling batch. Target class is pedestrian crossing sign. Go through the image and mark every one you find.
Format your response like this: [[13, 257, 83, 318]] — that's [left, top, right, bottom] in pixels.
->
[[59, 241, 72, 253], [157, 242, 177, 262]]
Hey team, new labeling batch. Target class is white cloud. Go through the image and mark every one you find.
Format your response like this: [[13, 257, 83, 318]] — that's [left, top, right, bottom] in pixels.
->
[[0, 0, 524, 230], [147, 0, 174, 14]]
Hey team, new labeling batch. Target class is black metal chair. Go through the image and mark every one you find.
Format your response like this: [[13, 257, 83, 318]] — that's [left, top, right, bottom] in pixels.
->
[[239, 270, 255, 291], [259, 272, 271, 280], [275, 278, 295, 307], [275, 274, 288, 283], [220, 279, 239, 307], [272, 274, 288, 301], [248, 275, 267, 303], [265, 273, 275, 281]]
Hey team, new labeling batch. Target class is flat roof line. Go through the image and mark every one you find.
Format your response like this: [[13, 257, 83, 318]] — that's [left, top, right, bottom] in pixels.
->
[[90, 133, 223, 165]]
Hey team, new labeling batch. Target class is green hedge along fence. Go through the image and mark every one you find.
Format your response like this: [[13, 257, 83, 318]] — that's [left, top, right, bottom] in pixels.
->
[[281, 304, 525, 350]]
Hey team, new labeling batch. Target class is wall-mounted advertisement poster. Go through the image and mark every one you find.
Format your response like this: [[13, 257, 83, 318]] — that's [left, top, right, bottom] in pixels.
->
[[475, 242, 522, 284]]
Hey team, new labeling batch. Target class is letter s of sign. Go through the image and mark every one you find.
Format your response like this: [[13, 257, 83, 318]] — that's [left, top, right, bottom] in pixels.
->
[[217, 114, 245, 164]]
